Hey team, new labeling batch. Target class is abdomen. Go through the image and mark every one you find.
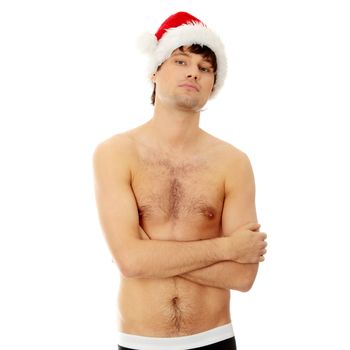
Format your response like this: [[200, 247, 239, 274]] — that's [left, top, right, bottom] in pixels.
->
[[118, 275, 231, 337]]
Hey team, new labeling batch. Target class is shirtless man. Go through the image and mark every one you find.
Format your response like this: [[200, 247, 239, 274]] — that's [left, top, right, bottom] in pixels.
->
[[93, 12, 267, 350]]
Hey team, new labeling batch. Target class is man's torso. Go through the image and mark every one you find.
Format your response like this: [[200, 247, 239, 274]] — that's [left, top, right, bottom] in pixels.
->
[[115, 129, 237, 337]]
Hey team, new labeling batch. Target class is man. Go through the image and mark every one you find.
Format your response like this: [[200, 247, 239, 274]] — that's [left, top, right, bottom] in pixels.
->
[[93, 12, 267, 350]]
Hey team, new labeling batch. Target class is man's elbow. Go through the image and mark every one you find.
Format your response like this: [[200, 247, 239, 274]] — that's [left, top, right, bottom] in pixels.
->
[[232, 267, 258, 292], [118, 257, 136, 278], [114, 249, 141, 278]]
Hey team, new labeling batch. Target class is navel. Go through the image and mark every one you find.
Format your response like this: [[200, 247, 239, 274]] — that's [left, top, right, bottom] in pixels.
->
[[170, 296, 182, 331]]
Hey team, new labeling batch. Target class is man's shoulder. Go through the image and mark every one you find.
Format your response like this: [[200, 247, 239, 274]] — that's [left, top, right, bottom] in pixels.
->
[[218, 144, 254, 187], [204, 132, 249, 165], [93, 130, 138, 166], [222, 143, 250, 166], [94, 127, 141, 153], [204, 136, 254, 190]]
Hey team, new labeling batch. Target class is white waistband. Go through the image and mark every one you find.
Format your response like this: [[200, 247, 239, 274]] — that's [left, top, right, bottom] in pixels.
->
[[117, 323, 234, 350]]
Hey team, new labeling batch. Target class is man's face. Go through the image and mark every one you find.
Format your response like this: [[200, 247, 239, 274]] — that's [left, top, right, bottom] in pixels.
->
[[152, 47, 216, 111]]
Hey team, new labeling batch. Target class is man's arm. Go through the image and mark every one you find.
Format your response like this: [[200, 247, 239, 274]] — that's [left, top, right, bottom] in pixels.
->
[[179, 260, 258, 292], [179, 151, 266, 291], [93, 139, 257, 279]]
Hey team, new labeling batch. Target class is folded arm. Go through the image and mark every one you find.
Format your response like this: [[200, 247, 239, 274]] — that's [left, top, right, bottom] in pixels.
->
[[178, 151, 263, 291], [138, 226, 258, 291], [180, 261, 258, 291]]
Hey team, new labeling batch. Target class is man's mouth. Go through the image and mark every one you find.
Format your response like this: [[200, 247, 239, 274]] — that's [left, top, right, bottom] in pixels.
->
[[178, 83, 199, 92]]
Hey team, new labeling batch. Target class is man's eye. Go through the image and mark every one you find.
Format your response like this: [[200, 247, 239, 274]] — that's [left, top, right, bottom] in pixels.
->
[[175, 60, 186, 65], [200, 67, 211, 72]]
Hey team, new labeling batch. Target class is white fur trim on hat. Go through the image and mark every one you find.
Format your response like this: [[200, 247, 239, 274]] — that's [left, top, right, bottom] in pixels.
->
[[137, 32, 158, 54]]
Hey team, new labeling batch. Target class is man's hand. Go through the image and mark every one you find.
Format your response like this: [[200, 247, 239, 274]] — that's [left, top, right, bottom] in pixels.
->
[[225, 222, 267, 264]]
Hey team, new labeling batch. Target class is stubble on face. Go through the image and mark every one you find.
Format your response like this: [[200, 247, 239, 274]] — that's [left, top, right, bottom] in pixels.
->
[[173, 94, 201, 111]]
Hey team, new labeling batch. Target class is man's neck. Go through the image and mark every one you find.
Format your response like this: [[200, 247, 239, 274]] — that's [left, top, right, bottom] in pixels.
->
[[146, 103, 202, 153]]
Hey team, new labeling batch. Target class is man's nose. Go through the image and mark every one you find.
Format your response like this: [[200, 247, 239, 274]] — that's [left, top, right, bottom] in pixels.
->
[[186, 73, 198, 80]]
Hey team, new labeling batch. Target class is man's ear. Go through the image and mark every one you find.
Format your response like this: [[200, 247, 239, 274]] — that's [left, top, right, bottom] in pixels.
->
[[151, 73, 156, 83]]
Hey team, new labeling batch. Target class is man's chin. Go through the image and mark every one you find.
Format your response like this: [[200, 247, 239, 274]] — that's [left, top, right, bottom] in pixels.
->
[[174, 95, 203, 111]]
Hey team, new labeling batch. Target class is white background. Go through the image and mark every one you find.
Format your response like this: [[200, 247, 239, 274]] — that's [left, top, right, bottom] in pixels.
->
[[1, 0, 349, 349]]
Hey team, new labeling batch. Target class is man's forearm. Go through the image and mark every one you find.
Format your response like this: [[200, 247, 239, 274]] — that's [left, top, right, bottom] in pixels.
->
[[123, 237, 231, 279], [179, 261, 259, 292]]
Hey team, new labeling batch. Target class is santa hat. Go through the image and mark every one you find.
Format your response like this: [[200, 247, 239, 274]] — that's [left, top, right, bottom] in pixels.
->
[[138, 11, 227, 98]]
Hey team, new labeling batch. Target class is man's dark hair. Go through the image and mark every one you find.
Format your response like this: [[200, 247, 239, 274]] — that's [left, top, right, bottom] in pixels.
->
[[151, 44, 217, 105]]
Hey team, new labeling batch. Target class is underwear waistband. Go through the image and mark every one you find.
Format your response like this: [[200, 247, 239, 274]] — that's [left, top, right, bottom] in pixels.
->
[[117, 323, 234, 350]]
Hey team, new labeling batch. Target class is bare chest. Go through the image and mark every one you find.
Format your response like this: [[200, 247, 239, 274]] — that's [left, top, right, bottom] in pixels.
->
[[131, 155, 225, 239]]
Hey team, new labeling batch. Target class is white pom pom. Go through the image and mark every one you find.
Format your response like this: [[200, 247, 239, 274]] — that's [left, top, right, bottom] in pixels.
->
[[137, 32, 158, 54]]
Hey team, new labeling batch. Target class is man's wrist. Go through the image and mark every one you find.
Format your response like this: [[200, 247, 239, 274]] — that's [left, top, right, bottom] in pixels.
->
[[215, 236, 235, 261]]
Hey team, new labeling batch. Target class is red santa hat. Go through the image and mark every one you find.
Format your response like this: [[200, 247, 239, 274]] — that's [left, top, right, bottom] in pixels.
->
[[138, 11, 227, 98]]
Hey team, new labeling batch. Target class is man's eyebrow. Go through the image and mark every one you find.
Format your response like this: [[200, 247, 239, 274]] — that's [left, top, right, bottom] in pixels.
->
[[171, 51, 190, 57], [171, 51, 213, 66], [202, 58, 213, 65]]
